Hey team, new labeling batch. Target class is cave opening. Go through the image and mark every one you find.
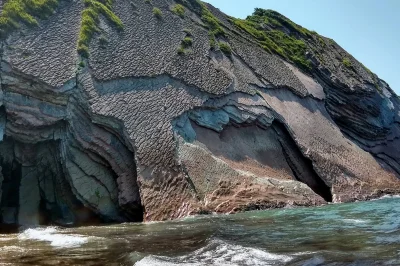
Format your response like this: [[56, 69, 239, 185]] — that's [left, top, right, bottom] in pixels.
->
[[186, 114, 333, 203], [272, 121, 333, 202], [0, 135, 144, 226], [0, 137, 73, 225], [0, 154, 22, 224]]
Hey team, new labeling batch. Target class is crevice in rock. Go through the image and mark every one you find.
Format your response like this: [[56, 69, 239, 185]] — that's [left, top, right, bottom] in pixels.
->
[[67, 118, 143, 222], [36, 140, 97, 226], [69, 157, 114, 200], [272, 121, 333, 202], [375, 152, 400, 177], [0, 40, 3, 88], [38, 196, 52, 225], [0, 137, 22, 224]]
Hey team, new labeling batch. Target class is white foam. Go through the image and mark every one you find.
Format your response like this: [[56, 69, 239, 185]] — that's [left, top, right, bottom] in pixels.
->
[[0, 237, 15, 241], [134, 239, 293, 266], [135, 257, 200, 266], [342, 219, 368, 224], [377, 195, 400, 200], [18, 227, 88, 248], [369, 194, 400, 203], [0, 245, 26, 252]]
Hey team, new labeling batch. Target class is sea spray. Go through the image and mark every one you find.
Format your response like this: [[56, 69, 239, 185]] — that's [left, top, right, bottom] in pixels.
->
[[18, 227, 89, 248]]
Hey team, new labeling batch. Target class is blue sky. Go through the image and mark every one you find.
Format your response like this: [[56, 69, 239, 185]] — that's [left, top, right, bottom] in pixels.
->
[[205, 0, 400, 95]]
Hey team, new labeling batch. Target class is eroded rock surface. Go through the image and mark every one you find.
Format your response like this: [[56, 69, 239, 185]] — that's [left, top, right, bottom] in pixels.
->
[[0, 0, 399, 225]]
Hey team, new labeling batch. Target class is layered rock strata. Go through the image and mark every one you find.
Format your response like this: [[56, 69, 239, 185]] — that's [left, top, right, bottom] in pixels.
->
[[0, 0, 399, 225]]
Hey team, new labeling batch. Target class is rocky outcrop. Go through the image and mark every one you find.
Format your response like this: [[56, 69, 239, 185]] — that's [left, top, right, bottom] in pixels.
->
[[0, 0, 399, 225]]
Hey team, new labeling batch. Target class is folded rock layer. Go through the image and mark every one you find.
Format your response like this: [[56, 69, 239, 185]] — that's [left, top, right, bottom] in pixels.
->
[[0, 0, 399, 225]]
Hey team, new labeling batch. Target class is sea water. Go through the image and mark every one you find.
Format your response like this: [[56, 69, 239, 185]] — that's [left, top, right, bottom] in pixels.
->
[[0, 196, 399, 265]]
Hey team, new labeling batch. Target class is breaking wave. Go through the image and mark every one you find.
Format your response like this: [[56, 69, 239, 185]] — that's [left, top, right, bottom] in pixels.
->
[[134, 239, 293, 266], [377, 195, 400, 200], [18, 227, 89, 248]]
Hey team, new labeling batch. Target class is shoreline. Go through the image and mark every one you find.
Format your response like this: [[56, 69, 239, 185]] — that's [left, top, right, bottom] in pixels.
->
[[1, 193, 399, 234]]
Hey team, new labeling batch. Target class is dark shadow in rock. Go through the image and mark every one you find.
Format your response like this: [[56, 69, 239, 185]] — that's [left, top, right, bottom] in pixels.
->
[[272, 121, 333, 202], [0, 138, 22, 224], [192, 122, 295, 176], [0, 135, 144, 227], [189, 119, 332, 202]]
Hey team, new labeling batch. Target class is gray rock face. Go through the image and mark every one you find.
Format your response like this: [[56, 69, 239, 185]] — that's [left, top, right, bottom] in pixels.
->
[[0, 0, 399, 225]]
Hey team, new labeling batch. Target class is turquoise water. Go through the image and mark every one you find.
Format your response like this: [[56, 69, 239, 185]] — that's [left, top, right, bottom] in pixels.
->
[[0, 196, 399, 265]]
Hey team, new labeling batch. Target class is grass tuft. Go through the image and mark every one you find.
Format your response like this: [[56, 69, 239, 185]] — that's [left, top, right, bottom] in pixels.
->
[[177, 32, 193, 54], [219, 42, 232, 56], [195, 1, 226, 49], [209, 33, 216, 50], [199, 2, 225, 38], [153, 7, 163, 18], [171, 4, 185, 18], [181, 36, 193, 47], [177, 46, 185, 55], [342, 57, 352, 68]]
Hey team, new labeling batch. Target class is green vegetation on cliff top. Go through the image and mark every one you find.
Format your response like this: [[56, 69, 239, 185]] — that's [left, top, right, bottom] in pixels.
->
[[78, 0, 123, 58], [230, 8, 312, 71], [199, 2, 225, 39], [0, 0, 59, 39], [0, 0, 122, 57], [176, 3, 312, 70], [0, 0, 376, 82], [176, 0, 225, 50], [0, 0, 310, 65]]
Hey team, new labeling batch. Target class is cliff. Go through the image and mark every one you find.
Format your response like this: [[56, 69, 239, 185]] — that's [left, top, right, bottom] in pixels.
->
[[0, 0, 399, 226]]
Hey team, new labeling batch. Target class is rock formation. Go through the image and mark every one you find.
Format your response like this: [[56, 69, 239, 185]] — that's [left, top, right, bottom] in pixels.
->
[[0, 0, 399, 225]]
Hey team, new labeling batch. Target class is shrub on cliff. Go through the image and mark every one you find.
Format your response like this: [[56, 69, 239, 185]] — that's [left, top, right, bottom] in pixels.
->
[[182, 37, 193, 47], [171, 4, 185, 18], [219, 42, 232, 56], [153, 7, 163, 19], [343, 57, 352, 68]]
